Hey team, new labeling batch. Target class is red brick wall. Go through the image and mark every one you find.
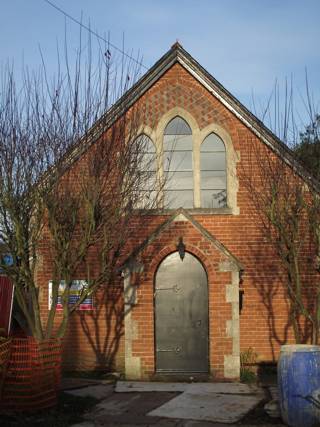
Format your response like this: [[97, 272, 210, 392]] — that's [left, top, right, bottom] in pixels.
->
[[37, 62, 307, 374], [128, 63, 297, 364], [61, 285, 125, 372]]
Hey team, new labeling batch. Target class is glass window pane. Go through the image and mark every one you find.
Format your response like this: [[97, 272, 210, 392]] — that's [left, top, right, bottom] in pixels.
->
[[135, 134, 156, 153], [135, 135, 157, 175], [165, 171, 194, 190], [200, 152, 226, 171], [141, 172, 157, 191], [201, 189, 227, 208], [164, 151, 192, 171], [201, 133, 225, 152], [200, 133, 227, 208], [134, 135, 158, 209], [135, 191, 158, 209], [162, 117, 194, 209], [164, 190, 194, 209], [144, 142, 156, 154], [201, 171, 226, 190], [143, 140, 156, 153], [140, 153, 156, 171], [164, 134, 193, 151], [164, 116, 192, 135]]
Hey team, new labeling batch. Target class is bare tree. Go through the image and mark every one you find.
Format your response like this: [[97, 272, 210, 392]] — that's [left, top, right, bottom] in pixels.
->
[[0, 36, 160, 342], [243, 80, 320, 344]]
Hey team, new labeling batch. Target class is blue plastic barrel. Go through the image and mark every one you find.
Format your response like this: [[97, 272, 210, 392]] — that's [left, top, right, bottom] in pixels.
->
[[278, 345, 320, 427]]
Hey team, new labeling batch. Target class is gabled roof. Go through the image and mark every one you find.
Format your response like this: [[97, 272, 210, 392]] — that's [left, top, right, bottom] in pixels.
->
[[122, 207, 244, 271], [69, 42, 317, 188]]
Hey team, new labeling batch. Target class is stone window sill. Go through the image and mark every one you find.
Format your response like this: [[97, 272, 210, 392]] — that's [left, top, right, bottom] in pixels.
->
[[135, 207, 234, 216]]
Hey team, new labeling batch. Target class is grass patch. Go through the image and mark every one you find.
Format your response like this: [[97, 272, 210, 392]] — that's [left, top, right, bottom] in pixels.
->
[[1, 391, 99, 427]]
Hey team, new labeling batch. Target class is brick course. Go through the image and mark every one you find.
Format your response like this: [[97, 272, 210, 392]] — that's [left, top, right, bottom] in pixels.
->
[[37, 56, 308, 378]]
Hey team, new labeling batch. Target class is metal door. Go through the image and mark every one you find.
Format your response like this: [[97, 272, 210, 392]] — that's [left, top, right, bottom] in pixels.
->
[[155, 252, 209, 372]]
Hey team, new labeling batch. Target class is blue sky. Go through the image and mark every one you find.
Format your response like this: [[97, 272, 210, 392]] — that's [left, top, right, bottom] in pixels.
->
[[1, 0, 319, 133]]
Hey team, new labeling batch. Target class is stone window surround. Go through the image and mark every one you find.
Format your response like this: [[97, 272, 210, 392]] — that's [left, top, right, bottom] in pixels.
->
[[123, 240, 241, 380], [137, 107, 240, 215]]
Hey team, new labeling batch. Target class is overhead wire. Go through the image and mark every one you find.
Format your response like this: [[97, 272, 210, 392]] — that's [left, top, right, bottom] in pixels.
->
[[42, 0, 148, 70]]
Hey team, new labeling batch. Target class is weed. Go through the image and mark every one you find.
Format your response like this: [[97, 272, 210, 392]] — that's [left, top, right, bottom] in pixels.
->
[[240, 347, 258, 383]]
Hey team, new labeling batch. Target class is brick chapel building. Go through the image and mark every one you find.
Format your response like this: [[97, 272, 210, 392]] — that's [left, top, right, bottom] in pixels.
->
[[40, 43, 312, 381]]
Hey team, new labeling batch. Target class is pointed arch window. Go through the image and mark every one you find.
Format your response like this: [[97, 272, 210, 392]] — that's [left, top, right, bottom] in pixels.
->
[[135, 134, 157, 206], [163, 116, 193, 208], [200, 133, 227, 208]]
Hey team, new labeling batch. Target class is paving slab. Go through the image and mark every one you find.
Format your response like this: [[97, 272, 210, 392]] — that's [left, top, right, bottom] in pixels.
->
[[116, 381, 189, 393], [67, 381, 278, 426], [69, 423, 95, 427], [115, 381, 264, 396], [268, 385, 279, 400], [186, 382, 264, 396], [182, 422, 233, 426], [65, 383, 114, 400], [182, 423, 284, 427], [85, 391, 180, 426], [264, 399, 281, 419], [148, 390, 265, 424]]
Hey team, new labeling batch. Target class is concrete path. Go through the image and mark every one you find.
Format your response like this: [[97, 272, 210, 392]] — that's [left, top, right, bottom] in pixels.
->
[[115, 381, 266, 424], [148, 390, 263, 423], [66, 380, 285, 427], [115, 381, 263, 395]]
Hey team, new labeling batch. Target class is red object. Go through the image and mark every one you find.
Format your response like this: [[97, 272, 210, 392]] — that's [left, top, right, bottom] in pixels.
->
[[0, 338, 11, 401], [0, 337, 61, 412], [0, 276, 14, 335]]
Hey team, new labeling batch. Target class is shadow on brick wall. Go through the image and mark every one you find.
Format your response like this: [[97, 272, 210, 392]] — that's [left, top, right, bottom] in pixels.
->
[[247, 242, 313, 362], [71, 279, 127, 373]]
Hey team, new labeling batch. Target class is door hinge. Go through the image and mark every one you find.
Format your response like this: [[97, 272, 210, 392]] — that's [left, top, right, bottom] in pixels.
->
[[157, 346, 182, 353], [154, 284, 181, 295]]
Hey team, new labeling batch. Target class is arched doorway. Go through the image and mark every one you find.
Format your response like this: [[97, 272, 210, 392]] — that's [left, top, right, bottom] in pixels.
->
[[154, 251, 209, 373]]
